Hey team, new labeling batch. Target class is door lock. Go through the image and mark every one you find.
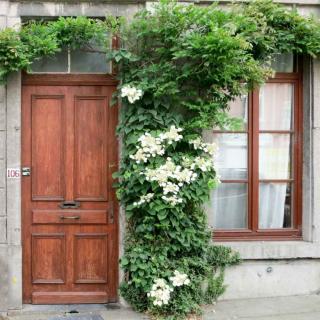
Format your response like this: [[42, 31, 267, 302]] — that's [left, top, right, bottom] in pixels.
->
[[22, 167, 31, 176]]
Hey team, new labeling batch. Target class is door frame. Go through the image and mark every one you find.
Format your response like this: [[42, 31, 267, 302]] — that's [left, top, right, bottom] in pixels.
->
[[21, 72, 120, 303]]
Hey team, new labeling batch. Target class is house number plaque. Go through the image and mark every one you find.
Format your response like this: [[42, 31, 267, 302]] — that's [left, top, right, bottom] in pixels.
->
[[7, 168, 21, 179]]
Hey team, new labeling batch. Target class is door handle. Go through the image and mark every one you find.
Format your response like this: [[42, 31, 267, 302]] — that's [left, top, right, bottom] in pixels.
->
[[59, 201, 80, 209], [60, 215, 80, 220]]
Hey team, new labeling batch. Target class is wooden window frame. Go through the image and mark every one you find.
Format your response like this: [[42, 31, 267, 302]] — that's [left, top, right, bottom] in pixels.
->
[[213, 61, 303, 241]]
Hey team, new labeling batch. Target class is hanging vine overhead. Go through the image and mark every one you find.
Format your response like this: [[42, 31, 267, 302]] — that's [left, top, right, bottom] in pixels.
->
[[1, 0, 320, 318]]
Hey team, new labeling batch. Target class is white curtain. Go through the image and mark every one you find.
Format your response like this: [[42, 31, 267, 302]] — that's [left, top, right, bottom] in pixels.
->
[[258, 83, 293, 229], [206, 83, 293, 230], [259, 183, 288, 229], [208, 184, 247, 229]]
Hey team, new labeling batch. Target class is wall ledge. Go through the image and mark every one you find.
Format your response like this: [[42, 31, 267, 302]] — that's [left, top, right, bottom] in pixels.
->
[[215, 241, 320, 260]]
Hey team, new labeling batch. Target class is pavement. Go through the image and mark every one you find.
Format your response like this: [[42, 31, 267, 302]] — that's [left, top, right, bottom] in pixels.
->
[[3, 295, 320, 320]]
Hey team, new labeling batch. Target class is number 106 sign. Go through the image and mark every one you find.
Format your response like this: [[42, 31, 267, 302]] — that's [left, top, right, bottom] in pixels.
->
[[7, 168, 21, 179]]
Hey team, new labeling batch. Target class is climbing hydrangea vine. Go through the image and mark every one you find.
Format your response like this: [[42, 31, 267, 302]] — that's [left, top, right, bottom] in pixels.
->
[[2, 0, 320, 318]]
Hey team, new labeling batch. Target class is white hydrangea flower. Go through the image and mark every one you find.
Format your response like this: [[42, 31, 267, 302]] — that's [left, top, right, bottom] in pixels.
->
[[169, 270, 190, 287], [138, 133, 165, 157], [189, 137, 203, 150], [205, 142, 218, 156], [174, 167, 197, 184], [191, 156, 213, 172], [129, 149, 148, 164], [189, 137, 218, 157], [121, 85, 143, 104], [133, 193, 154, 207], [162, 195, 183, 205], [147, 278, 173, 307], [159, 126, 183, 144], [162, 182, 180, 195], [130, 129, 219, 209]]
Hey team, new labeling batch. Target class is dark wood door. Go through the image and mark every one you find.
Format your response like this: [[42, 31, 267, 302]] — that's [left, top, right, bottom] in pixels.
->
[[22, 79, 118, 304]]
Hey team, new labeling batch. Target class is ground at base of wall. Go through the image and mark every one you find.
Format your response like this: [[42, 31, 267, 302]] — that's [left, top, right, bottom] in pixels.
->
[[2, 295, 320, 320]]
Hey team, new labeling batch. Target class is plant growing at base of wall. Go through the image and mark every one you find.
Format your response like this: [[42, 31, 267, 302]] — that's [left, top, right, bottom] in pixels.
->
[[1, 1, 320, 318]]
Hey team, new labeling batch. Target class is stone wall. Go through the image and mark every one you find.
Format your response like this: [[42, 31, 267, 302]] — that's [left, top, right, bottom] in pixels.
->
[[0, 7, 9, 313]]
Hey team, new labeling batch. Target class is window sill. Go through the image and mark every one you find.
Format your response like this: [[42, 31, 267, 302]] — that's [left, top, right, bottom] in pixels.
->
[[213, 240, 320, 260]]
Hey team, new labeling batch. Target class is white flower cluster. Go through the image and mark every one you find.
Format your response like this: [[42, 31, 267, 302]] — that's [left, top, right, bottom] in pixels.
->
[[159, 126, 183, 144], [191, 156, 214, 172], [130, 130, 217, 206], [121, 85, 143, 104], [189, 137, 218, 156], [133, 193, 154, 206], [144, 157, 197, 205], [170, 270, 191, 287], [147, 271, 190, 307], [130, 126, 183, 164], [147, 278, 173, 307]]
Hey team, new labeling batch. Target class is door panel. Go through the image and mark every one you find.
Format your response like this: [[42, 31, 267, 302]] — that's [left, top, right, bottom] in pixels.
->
[[74, 96, 108, 201], [32, 233, 66, 284], [73, 233, 108, 284], [22, 83, 118, 304], [31, 95, 65, 200]]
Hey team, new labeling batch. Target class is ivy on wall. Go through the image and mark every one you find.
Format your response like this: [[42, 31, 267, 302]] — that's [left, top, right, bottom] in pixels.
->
[[1, 1, 320, 319]]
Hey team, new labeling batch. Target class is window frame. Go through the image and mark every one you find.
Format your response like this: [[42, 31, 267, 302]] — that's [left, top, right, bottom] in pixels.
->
[[213, 59, 303, 241]]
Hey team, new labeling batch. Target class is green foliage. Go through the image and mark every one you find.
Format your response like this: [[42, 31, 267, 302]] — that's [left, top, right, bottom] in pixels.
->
[[113, 1, 320, 318], [0, 17, 108, 83], [1, 1, 320, 318]]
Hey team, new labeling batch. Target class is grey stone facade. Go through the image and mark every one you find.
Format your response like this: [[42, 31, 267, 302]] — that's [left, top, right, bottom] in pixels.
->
[[1, 0, 320, 313]]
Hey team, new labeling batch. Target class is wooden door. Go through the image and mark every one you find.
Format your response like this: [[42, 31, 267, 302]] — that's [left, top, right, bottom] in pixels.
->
[[22, 76, 118, 304]]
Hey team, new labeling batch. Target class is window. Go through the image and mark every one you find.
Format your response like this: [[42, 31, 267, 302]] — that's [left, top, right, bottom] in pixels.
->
[[30, 44, 112, 74], [205, 55, 302, 240]]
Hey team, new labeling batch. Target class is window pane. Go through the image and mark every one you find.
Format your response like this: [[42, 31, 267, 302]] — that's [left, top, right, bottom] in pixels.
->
[[70, 49, 110, 73], [213, 95, 248, 131], [227, 95, 248, 130], [259, 182, 292, 229], [30, 50, 68, 73], [259, 134, 291, 179], [208, 183, 247, 229], [271, 53, 294, 73], [259, 83, 294, 130], [209, 133, 247, 180]]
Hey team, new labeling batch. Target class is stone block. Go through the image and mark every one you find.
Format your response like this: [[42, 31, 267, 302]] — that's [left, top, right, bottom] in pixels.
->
[[0, 87, 5, 131], [0, 131, 5, 160], [0, 160, 5, 189], [0, 103, 5, 132], [0, 245, 8, 312], [0, 217, 6, 243], [6, 172, 20, 245], [7, 17, 20, 30], [0, 16, 7, 30], [0, 188, 6, 216], [7, 245, 22, 310], [0, 86, 5, 103], [313, 59, 320, 128], [222, 259, 320, 300], [313, 128, 320, 240]]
